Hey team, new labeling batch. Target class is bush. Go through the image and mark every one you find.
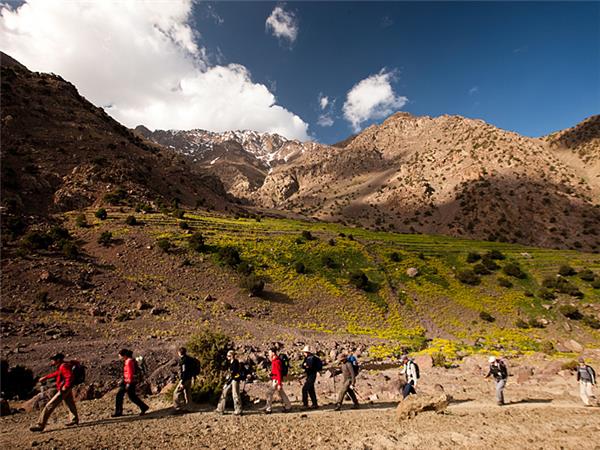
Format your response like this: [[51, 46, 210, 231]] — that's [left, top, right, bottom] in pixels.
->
[[579, 269, 596, 282], [554, 278, 583, 298], [240, 273, 265, 296], [457, 269, 481, 285], [481, 256, 500, 271], [561, 360, 579, 371], [528, 317, 546, 329], [559, 305, 583, 320], [466, 252, 481, 263], [95, 208, 108, 220], [485, 250, 505, 260], [583, 315, 600, 329], [538, 288, 556, 301], [217, 247, 241, 268], [479, 311, 495, 322], [301, 230, 315, 241], [61, 241, 79, 259], [503, 262, 526, 279], [592, 279, 600, 289], [156, 238, 172, 253], [515, 319, 529, 329], [98, 231, 112, 247], [236, 261, 253, 276], [103, 187, 128, 205], [321, 255, 337, 269], [179, 221, 190, 230], [349, 270, 369, 290], [389, 252, 402, 262], [328, 238, 336, 246], [186, 331, 232, 404], [431, 352, 447, 368], [294, 261, 306, 274], [473, 263, 490, 275], [124, 215, 137, 226], [21, 231, 52, 250], [174, 209, 185, 219], [188, 233, 205, 252], [497, 277, 513, 288], [75, 214, 88, 228], [540, 341, 555, 355], [558, 265, 576, 276]]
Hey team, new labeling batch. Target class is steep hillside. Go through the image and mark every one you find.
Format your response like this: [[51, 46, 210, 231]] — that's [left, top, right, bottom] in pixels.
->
[[0, 52, 230, 229]]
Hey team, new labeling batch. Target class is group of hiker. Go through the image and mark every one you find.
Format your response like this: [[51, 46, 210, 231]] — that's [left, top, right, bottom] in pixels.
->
[[28, 348, 597, 432]]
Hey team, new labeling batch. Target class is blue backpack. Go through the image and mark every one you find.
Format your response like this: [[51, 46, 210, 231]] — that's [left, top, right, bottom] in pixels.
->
[[347, 355, 359, 375]]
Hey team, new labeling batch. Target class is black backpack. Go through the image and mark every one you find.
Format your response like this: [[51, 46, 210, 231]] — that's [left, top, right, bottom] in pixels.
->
[[313, 356, 323, 372], [411, 361, 420, 379], [188, 357, 201, 377], [71, 361, 86, 385], [279, 354, 290, 377]]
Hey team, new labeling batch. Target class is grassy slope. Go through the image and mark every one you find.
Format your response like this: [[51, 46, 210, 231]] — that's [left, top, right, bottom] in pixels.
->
[[73, 208, 600, 357]]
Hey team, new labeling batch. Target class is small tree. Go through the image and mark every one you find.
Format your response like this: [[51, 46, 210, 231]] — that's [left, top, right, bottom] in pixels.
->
[[188, 233, 205, 252], [95, 208, 108, 220], [558, 265, 576, 276], [503, 262, 526, 279], [240, 273, 265, 296], [466, 252, 481, 263], [457, 269, 481, 285], [98, 231, 112, 247], [124, 215, 137, 226]]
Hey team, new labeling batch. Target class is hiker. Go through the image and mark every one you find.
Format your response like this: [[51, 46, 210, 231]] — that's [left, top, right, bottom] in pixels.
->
[[172, 347, 196, 414], [30, 353, 79, 432], [484, 356, 508, 405], [265, 347, 291, 414], [576, 357, 596, 406], [112, 349, 149, 417], [334, 353, 359, 411], [301, 345, 322, 410], [400, 355, 418, 399], [216, 350, 243, 416]]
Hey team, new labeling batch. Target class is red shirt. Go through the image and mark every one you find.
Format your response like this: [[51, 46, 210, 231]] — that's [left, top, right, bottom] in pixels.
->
[[270, 355, 283, 385], [40, 362, 74, 390], [123, 357, 136, 384]]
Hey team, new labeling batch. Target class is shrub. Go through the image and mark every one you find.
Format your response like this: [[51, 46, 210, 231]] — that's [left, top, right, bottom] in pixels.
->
[[466, 252, 481, 263], [473, 263, 490, 275], [188, 233, 205, 252], [389, 252, 402, 262], [538, 288, 556, 301], [98, 231, 112, 247], [561, 360, 579, 371], [579, 269, 596, 282], [485, 250, 505, 260], [431, 352, 447, 368], [528, 317, 546, 329], [349, 270, 369, 290], [321, 255, 337, 269], [481, 256, 500, 271], [217, 247, 241, 268], [95, 208, 108, 220], [558, 265, 576, 276], [174, 209, 185, 219], [179, 221, 189, 230], [236, 261, 253, 276], [592, 279, 600, 289], [240, 273, 265, 296], [583, 315, 600, 329], [479, 311, 495, 322], [457, 269, 481, 285], [186, 331, 232, 404], [156, 238, 172, 252], [542, 277, 557, 289], [515, 319, 529, 329], [75, 214, 88, 228], [554, 278, 583, 298], [294, 262, 306, 274], [301, 230, 315, 241], [328, 238, 336, 246], [503, 262, 526, 279], [559, 305, 583, 320], [61, 241, 79, 259], [103, 187, 127, 205], [124, 215, 137, 226], [540, 341, 555, 355], [347, 234, 354, 241], [21, 231, 52, 250], [497, 277, 513, 288]]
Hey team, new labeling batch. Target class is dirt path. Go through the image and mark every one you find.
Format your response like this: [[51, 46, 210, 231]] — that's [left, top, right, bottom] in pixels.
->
[[2, 394, 599, 450]]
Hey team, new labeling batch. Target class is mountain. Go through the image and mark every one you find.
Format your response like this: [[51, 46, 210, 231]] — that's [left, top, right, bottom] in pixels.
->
[[0, 52, 230, 225], [142, 112, 600, 251]]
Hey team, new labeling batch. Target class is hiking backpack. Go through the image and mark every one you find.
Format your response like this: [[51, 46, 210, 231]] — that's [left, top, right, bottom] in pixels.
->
[[134, 356, 148, 384], [188, 356, 201, 378], [239, 361, 256, 382], [347, 355, 359, 376], [313, 355, 323, 372], [410, 360, 420, 379], [279, 354, 290, 377], [71, 361, 86, 385]]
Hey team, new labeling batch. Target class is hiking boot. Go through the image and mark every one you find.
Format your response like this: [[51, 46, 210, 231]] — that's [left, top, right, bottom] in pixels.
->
[[65, 420, 79, 427], [171, 409, 188, 415], [352, 404, 360, 410], [333, 404, 341, 411], [110, 413, 122, 418], [264, 409, 272, 415], [310, 405, 319, 410], [140, 405, 149, 416], [283, 408, 292, 413], [29, 425, 44, 432], [233, 412, 243, 417]]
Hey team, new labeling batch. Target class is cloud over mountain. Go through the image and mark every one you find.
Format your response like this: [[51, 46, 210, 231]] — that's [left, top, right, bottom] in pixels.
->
[[265, 5, 299, 44], [0, 0, 310, 140]]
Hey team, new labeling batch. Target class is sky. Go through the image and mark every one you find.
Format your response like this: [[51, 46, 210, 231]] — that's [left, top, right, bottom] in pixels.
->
[[1, 1, 598, 143]]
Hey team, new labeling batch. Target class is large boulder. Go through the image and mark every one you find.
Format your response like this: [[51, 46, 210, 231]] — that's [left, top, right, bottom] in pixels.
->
[[22, 391, 53, 412], [396, 384, 451, 421], [414, 355, 434, 370], [514, 366, 534, 384]]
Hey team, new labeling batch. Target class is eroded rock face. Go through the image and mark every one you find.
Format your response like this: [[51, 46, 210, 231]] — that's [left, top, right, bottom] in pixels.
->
[[396, 384, 451, 421]]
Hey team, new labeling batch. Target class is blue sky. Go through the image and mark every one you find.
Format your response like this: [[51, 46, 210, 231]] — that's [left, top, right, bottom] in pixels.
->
[[1, 1, 598, 143], [194, 1, 599, 143]]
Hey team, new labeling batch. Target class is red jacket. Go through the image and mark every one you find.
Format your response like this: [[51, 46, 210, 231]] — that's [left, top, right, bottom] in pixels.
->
[[123, 358, 136, 384], [270, 356, 283, 386], [40, 362, 74, 390]]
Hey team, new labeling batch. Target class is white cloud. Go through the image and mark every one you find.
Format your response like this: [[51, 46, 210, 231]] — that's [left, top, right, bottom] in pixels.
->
[[318, 93, 329, 110], [317, 114, 334, 127], [342, 69, 408, 132], [265, 5, 298, 45], [0, 0, 309, 140], [468, 86, 479, 95]]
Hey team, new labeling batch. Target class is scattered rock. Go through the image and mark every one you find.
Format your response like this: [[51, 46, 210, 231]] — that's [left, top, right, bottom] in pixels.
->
[[563, 322, 572, 332], [150, 306, 167, 315], [38, 270, 55, 283], [22, 391, 53, 412], [0, 399, 11, 416], [564, 339, 584, 353], [514, 366, 534, 384], [396, 384, 451, 420], [136, 300, 152, 311], [406, 268, 419, 278], [203, 294, 215, 302]]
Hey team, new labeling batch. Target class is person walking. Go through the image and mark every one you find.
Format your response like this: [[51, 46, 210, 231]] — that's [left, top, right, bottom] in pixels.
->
[[216, 350, 243, 416], [400, 355, 419, 399], [265, 347, 291, 414], [301, 345, 322, 410], [576, 357, 596, 406], [172, 347, 196, 414], [485, 356, 508, 405], [112, 349, 149, 417], [334, 353, 359, 411], [30, 353, 79, 432]]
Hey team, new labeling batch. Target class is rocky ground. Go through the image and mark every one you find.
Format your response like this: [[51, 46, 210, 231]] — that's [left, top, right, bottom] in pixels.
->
[[2, 355, 599, 450]]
